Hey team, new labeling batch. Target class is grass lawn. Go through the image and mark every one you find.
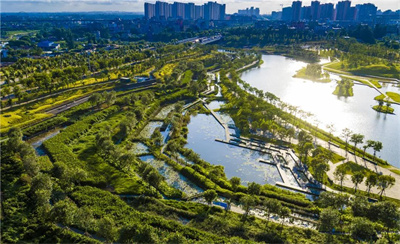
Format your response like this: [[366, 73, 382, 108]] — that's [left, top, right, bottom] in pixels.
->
[[337, 161, 374, 175], [293, 67, 331, 83], [387, 92, 400, 103], [153, 63, 177, 80], [0, 109, 52, 133]]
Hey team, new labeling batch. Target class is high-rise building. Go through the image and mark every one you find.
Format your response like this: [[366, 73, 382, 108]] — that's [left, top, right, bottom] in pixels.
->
[[320, 3, 334, 20], [346, 6, 357, 21], [282, 7, 293, 21], [311, 1, 320, 20], [356, 3, 377, 22], [195, 5, 204, 19], [204, 1, 225, 21], [185, 3, 195, 20], [155, 1, 171, 19], [144, 2, 155, 19], [335, 0, 351, 21], [172, 2, 185, 19], [301, 6, 312, 20], [237, 7, 260, 17], [291, 1, 302, 21]]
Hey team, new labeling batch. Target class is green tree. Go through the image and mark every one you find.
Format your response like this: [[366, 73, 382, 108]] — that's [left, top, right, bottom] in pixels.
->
[[278, 206, 291, 226], [229, 177, 241, 192], [203, 189, 217, 206], [319, 207, 340, 233], [247, 182, 261, 195], [350, 217, 377, 241], [377, 175, 395, 199], [341, 128, 352, 152], [240, 195, 255, 221], [151, 128, 163, 146], [351, 172, 364, 192], [365, 173, 378, 195], [89, 93, 102, 109], [97, 216, 117, 243], [371, 141, 383, 157], [350, 133, 364, 153], [334, 166, 347, 189]]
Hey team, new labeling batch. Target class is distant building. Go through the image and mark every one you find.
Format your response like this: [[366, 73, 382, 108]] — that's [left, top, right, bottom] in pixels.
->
[[204, 1, 225, 21], [195, 5, 204, 19], [282, 7, 293, 21], [185, 3, 195, 20], [145, 2, 156, 19], [311, 1, 320, 20], [356, 3, 377, 22], [335, 0, 351, 21], [301, 6, 312, 20], [320, 3, 334, 20], [292, 1, 302, 21], [237, 7, 260, 17], [37, 40, 60, 50]]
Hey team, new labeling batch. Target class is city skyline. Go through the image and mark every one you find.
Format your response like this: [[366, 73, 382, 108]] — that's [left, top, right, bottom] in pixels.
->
[[2, 0, 399, 14]]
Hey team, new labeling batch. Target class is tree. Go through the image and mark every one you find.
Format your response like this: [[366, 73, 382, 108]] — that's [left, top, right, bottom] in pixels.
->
[[334, 166, 347, 189], [365, 173, 378, 195], [50, 198, 78, 226], [263, 198, 281, 223], [377, 175, 395, 199], [369, 201, 400, 236], [351, 195, 370, 217], [350, 217, 377, 241], [326, 123, 335, 147], [230, 177, 241, 192], [351, 172, 364, 192], [147, 170, 163, 188], [97, 216, 117, 243], [104, 91, 116, 106], [240, 195, 255, 221], [89, 93, 102, 109], [278, 206, 291, 226], [203, 189, 217, 206], [319, 207, 340, 233], [7, 127, 23, 151], [151, 128, 163, 146], [247, 182, 261, 195], [341, 128, 352, 152], [371, 141, 383, 157], [350, 133, 364, 153]]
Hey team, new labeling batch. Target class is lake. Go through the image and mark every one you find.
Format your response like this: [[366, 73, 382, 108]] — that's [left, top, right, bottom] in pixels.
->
[[240, 55, 400, 168]]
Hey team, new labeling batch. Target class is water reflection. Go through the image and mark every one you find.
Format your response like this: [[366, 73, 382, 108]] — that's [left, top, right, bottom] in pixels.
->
[[139, 155, 203, 196], [240, 55, 400, 167], [186, 113, 283, 186]]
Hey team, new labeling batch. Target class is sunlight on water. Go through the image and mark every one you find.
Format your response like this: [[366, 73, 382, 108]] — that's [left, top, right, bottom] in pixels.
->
[[240, 55, 400, 167]]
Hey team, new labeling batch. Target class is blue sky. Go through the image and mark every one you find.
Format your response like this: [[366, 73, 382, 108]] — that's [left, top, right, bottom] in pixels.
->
[[2, 0, 399, 14]]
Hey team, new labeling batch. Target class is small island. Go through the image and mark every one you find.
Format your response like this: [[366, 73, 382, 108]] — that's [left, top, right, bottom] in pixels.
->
[[293, 63, 331, 82], [333, 78, 354, 97]]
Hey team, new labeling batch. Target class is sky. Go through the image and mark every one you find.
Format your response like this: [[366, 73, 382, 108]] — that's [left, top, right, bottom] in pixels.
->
[[2, 0, 399, 14]]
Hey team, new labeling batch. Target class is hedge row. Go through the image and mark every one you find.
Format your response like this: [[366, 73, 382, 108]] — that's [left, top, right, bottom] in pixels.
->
[[23, 116, 68, 138], [43, 106, 119, 170]]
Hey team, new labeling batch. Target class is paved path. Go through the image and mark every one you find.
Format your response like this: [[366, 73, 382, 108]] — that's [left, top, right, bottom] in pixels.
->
[[315, 137, 400, 199]]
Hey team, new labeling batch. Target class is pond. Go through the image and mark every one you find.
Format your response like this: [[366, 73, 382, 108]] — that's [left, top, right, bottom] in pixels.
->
[[240, 55, 400, 168], [185, 113, 283, 186], [140, 121, 163, 138], [154, 104, 176, 120], [28, 128, 63, 156], [139, 155, 203, 196], [129, 142, 149, 155]]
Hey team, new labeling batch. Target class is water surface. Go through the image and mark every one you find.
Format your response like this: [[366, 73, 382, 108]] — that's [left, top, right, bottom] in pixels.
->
[[240, 55, 400, 167]]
